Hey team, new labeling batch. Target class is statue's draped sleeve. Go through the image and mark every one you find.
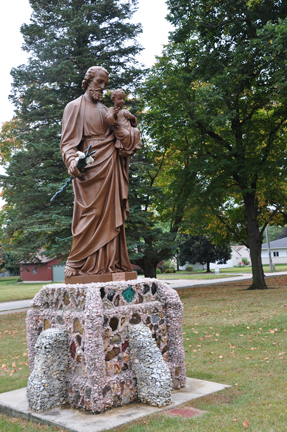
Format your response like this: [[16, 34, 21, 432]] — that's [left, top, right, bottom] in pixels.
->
[[60, 96, 84, 168]]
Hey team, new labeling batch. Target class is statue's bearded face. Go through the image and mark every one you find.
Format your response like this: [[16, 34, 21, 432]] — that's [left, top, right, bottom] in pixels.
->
[[88, 70, 109, 101]]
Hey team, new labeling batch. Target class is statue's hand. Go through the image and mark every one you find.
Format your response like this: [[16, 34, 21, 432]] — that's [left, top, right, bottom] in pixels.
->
[[113, 106, 120, 118], [68, 159, 81, 178]]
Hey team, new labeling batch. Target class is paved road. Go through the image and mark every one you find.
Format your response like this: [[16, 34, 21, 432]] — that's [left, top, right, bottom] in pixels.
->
[[0, 299, 32, 314], [0, 271, 286, 314]]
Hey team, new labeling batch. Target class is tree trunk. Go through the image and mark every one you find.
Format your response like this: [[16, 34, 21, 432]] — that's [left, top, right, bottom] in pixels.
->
[[244, 194, 267, 290], [206, 262, 211, 273], [141, 258, 157, 278]]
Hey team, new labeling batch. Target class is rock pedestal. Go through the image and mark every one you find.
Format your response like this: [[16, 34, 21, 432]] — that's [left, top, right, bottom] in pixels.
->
[[26, 279, 186, 413], [129, 323, 172, 407], [26, 328, 69, 412]]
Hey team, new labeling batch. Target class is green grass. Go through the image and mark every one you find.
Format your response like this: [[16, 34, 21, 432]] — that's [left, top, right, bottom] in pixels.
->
[[159, 264, 287, 277], [158, 273, 243, 280], [218, 263, 287, 273], [2, 276, 287, 430], [0, 279, 54, 303]]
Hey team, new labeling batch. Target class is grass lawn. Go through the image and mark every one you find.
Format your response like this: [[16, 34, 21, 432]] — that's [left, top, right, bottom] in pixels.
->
[[0, 278, 55, 303], [1, 276, 287, 430], [157, 273, 243, 280], [159, 264, 287, 277], [218, 263, 287, 273]]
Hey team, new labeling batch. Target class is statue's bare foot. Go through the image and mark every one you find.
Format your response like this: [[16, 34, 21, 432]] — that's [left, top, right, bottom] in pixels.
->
[[64, 266, 78, 277]]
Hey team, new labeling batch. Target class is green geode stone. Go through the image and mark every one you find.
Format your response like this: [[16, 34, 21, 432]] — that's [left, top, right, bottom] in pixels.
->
[[122, 286, 135, 303]]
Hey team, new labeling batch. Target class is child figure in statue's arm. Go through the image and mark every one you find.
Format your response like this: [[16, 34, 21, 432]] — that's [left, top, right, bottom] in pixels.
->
[[105, 89, 142, 157]]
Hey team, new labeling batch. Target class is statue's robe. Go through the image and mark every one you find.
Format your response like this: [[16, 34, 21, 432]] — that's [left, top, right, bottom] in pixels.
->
[[60, 95, 133, 275]]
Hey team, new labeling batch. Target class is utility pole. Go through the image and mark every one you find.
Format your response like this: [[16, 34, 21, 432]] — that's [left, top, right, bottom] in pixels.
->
[[265, 226, 273, 272]]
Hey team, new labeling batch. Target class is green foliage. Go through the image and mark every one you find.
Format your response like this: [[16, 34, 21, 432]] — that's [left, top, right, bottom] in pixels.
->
[[0, 250, 19, 274], [0, 0, 143, 261], [263, 225, 285, 242], [241, 257, 249, 266], [141, 0, 287, 288], [0, 118, 24, 163], [162, 259, 176, 271], [185, 265, 193, 272], [126, 145, 178, 278], [164, 268, 176, 273], [178, 235, 231, 272], [156, 268, 161, 274]]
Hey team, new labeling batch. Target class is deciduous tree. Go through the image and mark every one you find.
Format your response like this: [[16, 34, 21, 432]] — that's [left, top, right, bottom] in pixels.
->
[[141, 0, 287, 289], [178, 235, 231, 273]]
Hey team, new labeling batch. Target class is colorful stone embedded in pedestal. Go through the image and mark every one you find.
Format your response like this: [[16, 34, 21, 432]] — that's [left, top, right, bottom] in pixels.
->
[[26, 279, 186, 413]]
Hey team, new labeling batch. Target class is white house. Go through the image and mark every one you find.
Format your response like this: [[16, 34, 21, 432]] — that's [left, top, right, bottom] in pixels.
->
[[261, 237, 287, 265], [231, 245, 250, 266]]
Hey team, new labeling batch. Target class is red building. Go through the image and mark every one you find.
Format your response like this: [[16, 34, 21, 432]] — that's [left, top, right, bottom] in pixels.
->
[[20, 257, 65, 282]]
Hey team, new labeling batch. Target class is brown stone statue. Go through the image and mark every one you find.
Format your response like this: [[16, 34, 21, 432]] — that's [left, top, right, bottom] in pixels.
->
[[60, 66, 140, 282], [105, 89, 142, 157]]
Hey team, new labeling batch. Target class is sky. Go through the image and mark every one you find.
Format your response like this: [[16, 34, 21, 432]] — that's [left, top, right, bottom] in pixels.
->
[[0, 0, 173, 126]]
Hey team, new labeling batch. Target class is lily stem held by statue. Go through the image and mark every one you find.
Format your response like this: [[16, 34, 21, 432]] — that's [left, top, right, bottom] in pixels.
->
[[50, 145, 96, 202]]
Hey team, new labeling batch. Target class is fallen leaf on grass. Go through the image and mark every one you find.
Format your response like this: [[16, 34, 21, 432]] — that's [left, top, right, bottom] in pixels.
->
[[9, 370, 16, 377], [23, 353, 27, 356], [233, 418, 238, 422], [143, 420, 149, 430], [12, 362, 16, 368], [243, 420, 250, 428]]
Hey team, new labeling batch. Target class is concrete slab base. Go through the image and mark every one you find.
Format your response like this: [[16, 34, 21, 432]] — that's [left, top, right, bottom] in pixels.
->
[[0, 378, 230, 432]]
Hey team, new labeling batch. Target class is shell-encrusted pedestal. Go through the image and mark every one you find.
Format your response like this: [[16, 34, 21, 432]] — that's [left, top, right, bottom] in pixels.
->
[[26, 278, 186, 413]]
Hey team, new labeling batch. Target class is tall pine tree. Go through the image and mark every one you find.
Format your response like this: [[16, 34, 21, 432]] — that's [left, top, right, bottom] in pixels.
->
[[0, 0, 143, 261]]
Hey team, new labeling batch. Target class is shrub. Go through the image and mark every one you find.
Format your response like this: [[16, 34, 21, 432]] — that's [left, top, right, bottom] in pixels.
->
[[165, 268, 175, 273], [156, 268, 161, 274], [16, 278, 23, 282], [241, 258, 249, 266], [162, 260, 176, 271], [185, 265, 193, 272]]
